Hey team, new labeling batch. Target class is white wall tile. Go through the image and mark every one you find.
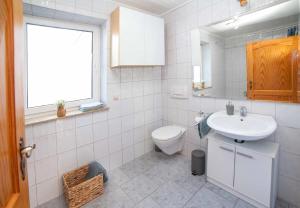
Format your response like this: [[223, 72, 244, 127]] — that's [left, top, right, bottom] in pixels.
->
[[121, 98, 134, 116], [56, 129, 76, 153], [251, 101, 275, 116], [143, 81, 154, 95], [77, 144, 94, 166], [109, 151, 123, 170], [133, 97, 144, 112], [56, 117, 75, 132], [121, 115, 134, 132], [94, 139, 109, 160], [36, 177, 60, 205], [107, 100, 121, 119], [121, 130, 134, 148], [76, 125, 93, 147], [121, 68, 133, 82], [76, 114, 92, 127], [276, 126, 300, 155], [132, 81, 144, 97], [276, 103, 300, 128], [29, 185, 37, 208], [132, 68, 144, 81], [33, 121, 56, 138], [93, 121, 108, 141], [134, 141, 145, 158], [123, 146, 134, 163], [134, 112, 145, 128], [134, 126, 145, 144], [28, 162, 36, 187], [108, 118, 122, 136], [35, 156, 58, 183], [93, 111, 107, 123], [278, 175, 300, 206], [109, 134, 122, 153], [120, 82, 132, 99], [279, 151, 300, 180], [34, 134, 57, 161], [143, 95, 154, 110], [57, 150, 77, 177]]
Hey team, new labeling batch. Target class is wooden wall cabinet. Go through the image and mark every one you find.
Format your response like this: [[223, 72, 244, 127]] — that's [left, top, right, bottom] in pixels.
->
[[246, 36, 299, 102], [110, 7, 165, 68]]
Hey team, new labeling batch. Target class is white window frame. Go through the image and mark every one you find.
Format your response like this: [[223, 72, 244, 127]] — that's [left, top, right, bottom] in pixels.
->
[[24, 16, 101, 118]]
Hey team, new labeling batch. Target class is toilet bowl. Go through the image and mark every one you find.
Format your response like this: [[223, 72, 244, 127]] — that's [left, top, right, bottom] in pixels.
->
[[151, 125, 186, 155]]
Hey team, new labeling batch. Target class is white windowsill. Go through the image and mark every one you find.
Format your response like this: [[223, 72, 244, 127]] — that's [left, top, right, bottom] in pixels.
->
[[25, 106, 109, 126]]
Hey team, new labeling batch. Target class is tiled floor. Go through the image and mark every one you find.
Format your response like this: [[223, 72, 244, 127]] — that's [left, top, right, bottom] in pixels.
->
[[38, 151, 293, 208]]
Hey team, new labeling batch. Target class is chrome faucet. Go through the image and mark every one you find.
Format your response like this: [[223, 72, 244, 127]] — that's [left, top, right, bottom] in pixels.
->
[[240, 106, 247, 117]]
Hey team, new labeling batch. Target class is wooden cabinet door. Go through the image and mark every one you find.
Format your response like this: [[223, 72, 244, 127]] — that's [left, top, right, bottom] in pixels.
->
[[234, 147, 272, 207], [0, 0, 29, 207], [247, 36, 299, 102], [207, 139, 235, 188]]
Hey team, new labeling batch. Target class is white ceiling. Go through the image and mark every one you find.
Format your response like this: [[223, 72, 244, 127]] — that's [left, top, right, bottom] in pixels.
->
[[113, 0, 189, 15]]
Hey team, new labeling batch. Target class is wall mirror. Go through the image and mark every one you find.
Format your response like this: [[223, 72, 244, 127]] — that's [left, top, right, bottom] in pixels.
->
[[192, 0, 300, 103]]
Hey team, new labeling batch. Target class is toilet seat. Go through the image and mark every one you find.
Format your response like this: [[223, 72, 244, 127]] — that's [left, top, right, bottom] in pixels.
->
[[152, 126, 185, 141]]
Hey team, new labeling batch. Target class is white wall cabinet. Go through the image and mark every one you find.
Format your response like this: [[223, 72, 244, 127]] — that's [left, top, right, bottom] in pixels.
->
[[111, 7, 165, 67], [207, 133, 279, 208]]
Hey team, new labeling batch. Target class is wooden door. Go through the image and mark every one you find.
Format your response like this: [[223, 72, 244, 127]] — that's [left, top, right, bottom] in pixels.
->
[[247, 36, 299, 102], [0, 0, 30, 208]]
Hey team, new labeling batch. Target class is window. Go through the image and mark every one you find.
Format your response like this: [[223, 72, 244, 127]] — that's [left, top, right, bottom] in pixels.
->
[[25, 17, 100, 116]]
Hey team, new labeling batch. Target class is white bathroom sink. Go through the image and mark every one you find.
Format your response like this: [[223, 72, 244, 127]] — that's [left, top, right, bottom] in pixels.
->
[[207, 111, 277, 141]]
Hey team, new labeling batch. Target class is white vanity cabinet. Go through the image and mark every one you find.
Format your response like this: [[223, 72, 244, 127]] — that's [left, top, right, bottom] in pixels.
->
[[207, 133, 279, 208], [110, 7, 165, 67], [207, 139, 235, 188]]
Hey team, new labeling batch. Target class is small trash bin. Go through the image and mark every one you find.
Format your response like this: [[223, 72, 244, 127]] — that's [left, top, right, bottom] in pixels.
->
[[191, 149, 205, 175]]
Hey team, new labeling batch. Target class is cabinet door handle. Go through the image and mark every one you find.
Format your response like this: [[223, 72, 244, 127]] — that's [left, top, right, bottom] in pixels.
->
[[219, 146, 234, 153], [237, 151, 253, 159]]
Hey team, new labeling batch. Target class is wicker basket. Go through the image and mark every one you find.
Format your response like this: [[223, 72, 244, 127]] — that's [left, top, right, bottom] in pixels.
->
[[63, 165, 104, 208]]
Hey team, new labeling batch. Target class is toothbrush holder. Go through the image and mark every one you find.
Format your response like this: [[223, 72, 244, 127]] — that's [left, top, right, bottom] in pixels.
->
[[226, 104, 234, 115]]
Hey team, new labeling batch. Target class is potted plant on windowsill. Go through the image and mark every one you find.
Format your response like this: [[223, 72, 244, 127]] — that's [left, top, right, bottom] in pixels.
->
[[57, 100, 66, 117]]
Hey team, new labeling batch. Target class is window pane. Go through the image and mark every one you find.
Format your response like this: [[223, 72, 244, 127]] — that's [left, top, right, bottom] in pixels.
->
[[27, 24, 93, 108]]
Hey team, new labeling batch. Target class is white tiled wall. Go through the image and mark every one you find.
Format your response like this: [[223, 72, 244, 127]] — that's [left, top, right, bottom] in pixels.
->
[[162, 0, 300, 207], [24, 0, 300, 207], [24, 0, 163, 207]]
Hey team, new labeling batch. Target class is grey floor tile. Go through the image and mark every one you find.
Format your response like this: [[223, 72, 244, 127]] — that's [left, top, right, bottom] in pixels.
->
[[121, 174, 159, 203], [37, 195, 66, 208], [184, 187, 235, 208], [276, 199, 289, 208], [172, 174, 206, 195], [109, 168, 130, 186], [205, 182, 239, 204], [135, 197, 161, 208], [234, 200, 255, 208], [119, 159, 151, 178], [83, 188, 135, 208], [151, 181, 193, 208]]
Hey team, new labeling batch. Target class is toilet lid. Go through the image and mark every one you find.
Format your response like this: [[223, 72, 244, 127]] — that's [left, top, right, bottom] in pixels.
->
[[152, 126, 184, 141]]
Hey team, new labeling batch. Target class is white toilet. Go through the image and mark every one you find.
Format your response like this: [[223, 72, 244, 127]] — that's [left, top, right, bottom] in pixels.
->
[[151, 125, 186, 155]]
